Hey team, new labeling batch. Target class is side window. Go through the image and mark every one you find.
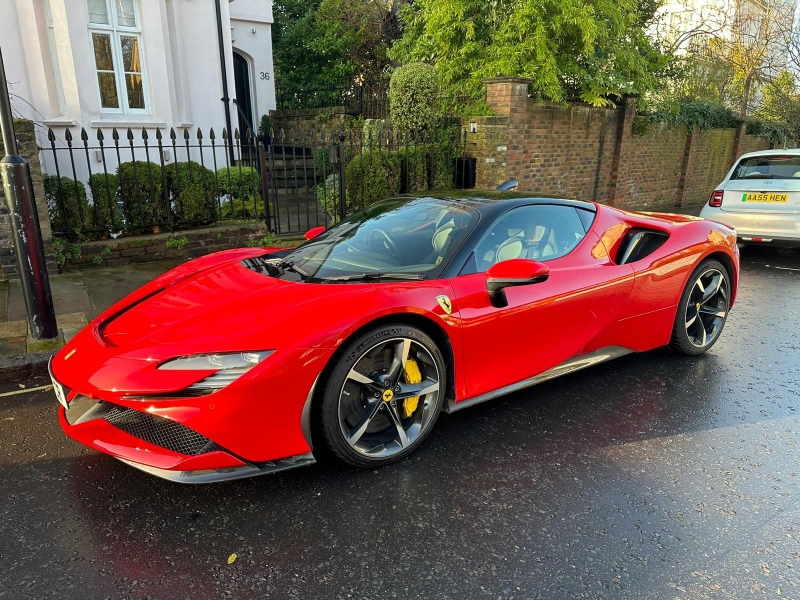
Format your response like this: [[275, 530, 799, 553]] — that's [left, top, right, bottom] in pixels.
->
[[463, 205, 588, 274]]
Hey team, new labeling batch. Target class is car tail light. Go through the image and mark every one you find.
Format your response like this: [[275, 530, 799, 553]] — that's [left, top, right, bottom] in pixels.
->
[[709, 190, 723, 207]]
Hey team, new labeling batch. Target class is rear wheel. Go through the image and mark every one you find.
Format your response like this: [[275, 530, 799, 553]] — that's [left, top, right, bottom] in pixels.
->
[[315, 324, 446, 468], [669, 259, 730, 355]]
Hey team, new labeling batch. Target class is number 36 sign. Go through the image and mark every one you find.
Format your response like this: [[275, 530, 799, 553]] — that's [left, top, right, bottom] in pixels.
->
[[260, 72, 270, 80]]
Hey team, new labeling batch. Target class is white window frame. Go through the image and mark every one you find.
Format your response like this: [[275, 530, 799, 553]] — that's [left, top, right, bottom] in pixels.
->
[[86, 0, 150, 115]]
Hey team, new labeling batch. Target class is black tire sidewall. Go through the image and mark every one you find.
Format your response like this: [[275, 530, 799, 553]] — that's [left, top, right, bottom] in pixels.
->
[[315, 323, 446, 468], [669, 259, 730, 355]]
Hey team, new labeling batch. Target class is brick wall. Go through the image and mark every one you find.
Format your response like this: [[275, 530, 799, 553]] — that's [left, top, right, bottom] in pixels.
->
[[480, 78, 776, 212], [62, 222, 303, 271], [460, 116, 510, 188], [270, 107, 357, 141], [0, 119, 56, 279]]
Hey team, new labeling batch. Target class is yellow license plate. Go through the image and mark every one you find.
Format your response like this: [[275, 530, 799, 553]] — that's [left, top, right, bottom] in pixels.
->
[[742, 193, 788, 203]]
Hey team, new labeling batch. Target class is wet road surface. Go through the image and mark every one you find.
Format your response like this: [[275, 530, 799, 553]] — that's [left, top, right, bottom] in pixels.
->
[[1, 247, 799, 599]]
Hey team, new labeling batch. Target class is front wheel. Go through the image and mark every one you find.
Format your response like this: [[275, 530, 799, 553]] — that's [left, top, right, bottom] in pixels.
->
[[314, 324, 446, 468], [668, 259, 730, 355]]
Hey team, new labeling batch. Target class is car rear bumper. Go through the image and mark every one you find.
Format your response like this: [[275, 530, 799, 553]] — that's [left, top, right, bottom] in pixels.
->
[[699, 206, 800, 246]]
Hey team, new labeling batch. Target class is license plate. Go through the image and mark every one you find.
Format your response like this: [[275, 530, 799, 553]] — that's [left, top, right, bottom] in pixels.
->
[[48, 361, 68, 409], [742, 193, 788, 203]]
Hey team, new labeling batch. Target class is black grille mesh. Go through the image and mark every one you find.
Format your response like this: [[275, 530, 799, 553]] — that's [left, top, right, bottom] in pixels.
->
[[627, 233, 668, 263], [103, 406, 219, 456]]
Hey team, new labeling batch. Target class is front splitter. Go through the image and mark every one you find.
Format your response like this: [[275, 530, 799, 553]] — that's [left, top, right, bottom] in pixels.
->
[[117, 452, 316, 484]]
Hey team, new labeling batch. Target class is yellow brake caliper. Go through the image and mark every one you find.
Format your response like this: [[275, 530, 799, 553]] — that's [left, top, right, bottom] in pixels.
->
[[401, 359, 422, 418]]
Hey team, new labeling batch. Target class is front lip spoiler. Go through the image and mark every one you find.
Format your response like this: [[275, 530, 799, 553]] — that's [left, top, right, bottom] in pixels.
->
[[117, 452, 316, 484]]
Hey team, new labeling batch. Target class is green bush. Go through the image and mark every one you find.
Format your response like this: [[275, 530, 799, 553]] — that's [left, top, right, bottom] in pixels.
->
[[217, 166, 262, 219], [116, 161, 166, 227], [346, 150, 401, 209], [88, 173, 121, 231], [389, 63, 439, 136], [165, 161, 217, 223], [316, 174, 343, 223], [44, 175, 89, 237], [399, 146, 428, 194]]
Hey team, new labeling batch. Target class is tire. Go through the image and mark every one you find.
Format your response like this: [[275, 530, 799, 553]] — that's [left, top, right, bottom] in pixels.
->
[[314, 323, 447, 468], [668, 259, 731, 356]]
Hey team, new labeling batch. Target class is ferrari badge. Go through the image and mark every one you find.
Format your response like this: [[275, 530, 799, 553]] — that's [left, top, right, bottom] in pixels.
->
[[436, 295, 453, 315]]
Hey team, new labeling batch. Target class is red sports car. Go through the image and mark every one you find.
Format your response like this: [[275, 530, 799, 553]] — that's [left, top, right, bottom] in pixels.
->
[[51, 195, 739, 483]]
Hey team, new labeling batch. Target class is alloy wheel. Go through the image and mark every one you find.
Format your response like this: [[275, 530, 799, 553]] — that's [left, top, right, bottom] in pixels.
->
[[338, 337, 441, 458], [684, 268, 729, 348]]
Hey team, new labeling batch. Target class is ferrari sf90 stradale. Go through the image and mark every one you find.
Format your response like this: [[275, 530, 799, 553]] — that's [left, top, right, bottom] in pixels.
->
[[52, 195, 739, 482]]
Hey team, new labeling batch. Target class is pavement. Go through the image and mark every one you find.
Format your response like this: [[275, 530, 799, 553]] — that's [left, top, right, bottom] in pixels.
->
[[1, 246, 799, 599], [0, 260, 183, 379]]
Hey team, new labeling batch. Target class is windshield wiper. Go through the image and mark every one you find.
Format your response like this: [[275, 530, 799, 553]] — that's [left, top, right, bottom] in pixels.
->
[[276, 260, 311, 279], [322, 272, 423, 282]]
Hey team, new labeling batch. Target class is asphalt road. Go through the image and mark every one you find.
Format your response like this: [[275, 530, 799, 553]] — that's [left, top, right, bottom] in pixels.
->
[[1, 247, 799, 600]]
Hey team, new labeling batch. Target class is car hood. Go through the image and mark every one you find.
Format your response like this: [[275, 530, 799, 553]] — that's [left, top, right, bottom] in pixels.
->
[[97, 256, 364, 356]]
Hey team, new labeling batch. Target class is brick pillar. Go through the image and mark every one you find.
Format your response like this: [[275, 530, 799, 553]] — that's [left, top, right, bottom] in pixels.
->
[[675, 128, 697, 207], [0, 119, 56, 280], [608, 95, 638, 207], [730, 122, 747, 168], [483, 77, 534, 118]]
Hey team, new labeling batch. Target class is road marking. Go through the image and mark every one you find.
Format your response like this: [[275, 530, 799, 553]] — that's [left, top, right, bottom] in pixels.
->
[[765, 265, 800, 272], [0, 384, 53, 398]]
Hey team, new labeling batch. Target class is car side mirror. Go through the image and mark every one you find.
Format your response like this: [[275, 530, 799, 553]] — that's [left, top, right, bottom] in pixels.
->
[[486, 259, 550, 308], [304, 226, 325, 241]]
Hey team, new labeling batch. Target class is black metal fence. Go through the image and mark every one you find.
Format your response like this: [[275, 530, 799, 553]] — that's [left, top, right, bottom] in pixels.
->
[[45, 124, 473, 241]]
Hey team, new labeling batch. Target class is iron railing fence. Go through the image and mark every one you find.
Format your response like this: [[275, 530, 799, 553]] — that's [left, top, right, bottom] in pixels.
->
[[45, 124, 473, 241]]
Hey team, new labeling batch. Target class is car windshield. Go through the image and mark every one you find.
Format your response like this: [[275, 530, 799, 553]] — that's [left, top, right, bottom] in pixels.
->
[[732, 155, 800, 179], [278, 198, 478, 282]]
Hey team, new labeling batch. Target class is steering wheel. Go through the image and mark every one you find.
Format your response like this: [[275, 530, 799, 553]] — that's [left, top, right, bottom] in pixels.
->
[[368, 228, 399, 258]]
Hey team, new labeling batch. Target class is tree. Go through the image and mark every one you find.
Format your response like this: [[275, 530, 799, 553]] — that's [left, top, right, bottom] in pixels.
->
[[705, 0, 793, 116], [389, 0, 668, 112], [272, 0, 402, 104], [757, 70, 800, 141]]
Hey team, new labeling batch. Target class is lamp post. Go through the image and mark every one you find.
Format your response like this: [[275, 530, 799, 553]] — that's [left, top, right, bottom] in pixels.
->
[[0, 47, 57, 340]]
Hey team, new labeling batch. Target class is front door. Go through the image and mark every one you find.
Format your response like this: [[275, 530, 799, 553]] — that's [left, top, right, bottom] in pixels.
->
[[449, 205, 635, 401], [233, 51, 255, 137]]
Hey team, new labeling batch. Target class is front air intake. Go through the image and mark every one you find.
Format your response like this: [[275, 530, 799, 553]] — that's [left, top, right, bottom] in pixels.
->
[[103, 406, 219, 456]]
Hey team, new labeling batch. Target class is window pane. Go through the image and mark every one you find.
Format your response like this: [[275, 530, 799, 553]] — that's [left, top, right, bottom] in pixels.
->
[[126, 74, 144, 109], [120, 36, 141, 72], [97, 72, 119, 108], [88, 0, 110, 24], [92, 33, 114, 71], [114, 0, 137, 27]]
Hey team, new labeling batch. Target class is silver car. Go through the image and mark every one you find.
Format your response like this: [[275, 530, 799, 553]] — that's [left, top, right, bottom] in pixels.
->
[[700, 149, 800, 247]]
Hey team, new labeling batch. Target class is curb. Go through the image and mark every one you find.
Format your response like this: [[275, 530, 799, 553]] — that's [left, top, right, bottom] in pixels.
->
[[0, 352, 53, 383]]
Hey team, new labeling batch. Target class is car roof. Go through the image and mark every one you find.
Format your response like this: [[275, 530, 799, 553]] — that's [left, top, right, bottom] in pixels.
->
[[737, 148, 800, 160], [401, 191, 597, 218]]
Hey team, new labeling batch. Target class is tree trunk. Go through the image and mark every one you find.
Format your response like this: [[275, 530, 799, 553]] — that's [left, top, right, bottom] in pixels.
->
[[741, 73, 753, 117]]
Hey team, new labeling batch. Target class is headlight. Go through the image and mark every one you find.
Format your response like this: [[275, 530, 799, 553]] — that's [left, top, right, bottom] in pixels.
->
[[158, 351, 273, 393]]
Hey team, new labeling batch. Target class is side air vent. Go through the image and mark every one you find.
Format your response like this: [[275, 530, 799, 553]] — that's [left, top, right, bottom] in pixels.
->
[[617, 229, 669, 265]]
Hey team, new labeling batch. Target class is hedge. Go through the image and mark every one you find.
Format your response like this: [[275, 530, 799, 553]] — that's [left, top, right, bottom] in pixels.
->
[[44, 175, 89, 237], [218, 166, 262, 218], [165, 161, 217, 223], [116, 161, 166, 227], [87, 173, 122, 230], [389, 63, 439, 135]]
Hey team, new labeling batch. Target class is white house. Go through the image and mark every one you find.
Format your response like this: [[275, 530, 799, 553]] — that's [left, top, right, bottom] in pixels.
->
[[1, 0, 276, 177]]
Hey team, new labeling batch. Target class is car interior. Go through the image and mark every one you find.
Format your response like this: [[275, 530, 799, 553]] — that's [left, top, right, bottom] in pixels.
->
[[459, 205, 589, 274]]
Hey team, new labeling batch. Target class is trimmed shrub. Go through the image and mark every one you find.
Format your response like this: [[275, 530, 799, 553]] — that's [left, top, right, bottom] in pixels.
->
[[88, 173, 122, 231], [116, 161, 166, 227], [346, 150, 401, 209], [165, 161, 218, 223], [217, 166, 262, 218], [389, 63, 439, 136], [44, 175, 89, 237]]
